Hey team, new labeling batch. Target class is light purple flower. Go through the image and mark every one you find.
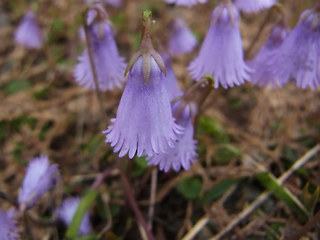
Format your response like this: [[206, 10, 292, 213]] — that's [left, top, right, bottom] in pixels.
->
[[74, 10, 126, 91], [169, 18, 197, 55], [57, 197, 92, 236], [270, 9, 320, 90], [0, 208, 19, 240], [104, 56, 184, 159], [148, 101, 197, 172], [162, 54, 182, 100], [188, 2, 251, 88], [235, 0, 275, 13], [248, 24, 289, 87], [14, 11, 43, 49], [163, 0, 207, 7], [18, 155, 59, 209], [104, 0, 123, 8]]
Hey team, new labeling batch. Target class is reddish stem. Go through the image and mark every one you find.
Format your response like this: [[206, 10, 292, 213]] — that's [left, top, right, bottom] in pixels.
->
[[120, 170, 156, 240]]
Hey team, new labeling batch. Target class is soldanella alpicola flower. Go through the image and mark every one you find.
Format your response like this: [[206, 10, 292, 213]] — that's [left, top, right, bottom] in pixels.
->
[[14, 11, 44, 49], [270, 4, 320, 90], [104, 11, 183, 159], [234, 0, 276, 13], [248, 22, 290, 87], [161, 54, 182, 100], [169, 17, 197, 55], [163, 0, 207, 7], [74, 3, 126, 91], [148, 100, 197, 172], [57, 197, 92, 236], [188, 0, 251, 88], [18, 155, 59, 210], [0, 208, 19, 240]]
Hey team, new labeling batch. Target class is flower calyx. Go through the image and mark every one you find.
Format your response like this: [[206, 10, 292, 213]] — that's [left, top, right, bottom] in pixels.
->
[[125, 10, 166, 84]]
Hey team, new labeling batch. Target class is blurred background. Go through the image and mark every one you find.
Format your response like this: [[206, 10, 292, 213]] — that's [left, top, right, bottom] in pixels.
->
[[1, 0, 320, 239]]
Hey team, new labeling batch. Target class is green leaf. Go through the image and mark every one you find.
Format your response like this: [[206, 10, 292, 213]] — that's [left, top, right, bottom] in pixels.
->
[[33, 85, 51, 99], [214, 145, 241, 164], [301, 183, 320, 213], [282, 146, 297, 162], [228, 98, 242, 109], [200, 179, 238, 204], [12, 143, 26, 165], [10, 117, 37, 131], [132, 156, 148, 177], [197, 116, 229, 143], [4, 79, 31, 95], [177, 177, 202, 200], [66, 190, 99, 239], [82, 135, 104, 155], [255, 172, 310, 221], [38, 121, 54, 140]]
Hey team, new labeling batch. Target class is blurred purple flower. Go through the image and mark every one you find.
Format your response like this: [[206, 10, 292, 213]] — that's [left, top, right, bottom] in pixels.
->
[[162, 54, 182, 100], [270, 9, 320, 89], [248, 24, 289, 87], [163, 0, 207, 7], [57, 197, 92, 236], [235, 0, 275, 13], [74, 9, 126, 91], [148, 101, 197, 172], [14, 11, 43, 49], [188, 2, 251, 88], [18, 155, 59, 209], [0, 208, 19, 240], [169, 18, 197, 55], [104, 0, 123, 8], [104, 56, 184, 159]]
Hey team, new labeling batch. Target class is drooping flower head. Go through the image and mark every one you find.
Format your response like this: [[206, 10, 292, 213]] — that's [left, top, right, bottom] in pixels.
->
[[235, 0, 275, 13], [169, 17, 197, 55], [0, 208, 19, 240], [161, 54, 182, 100], [248, 23, 290, 87], [57, 197, 92, 236], [74, 3, 126, 91], [148, 100, 197, 172], [270, 6, 320, 90], [188, 0, 251, 88], [104, 11, 183, 159], [14, 11, 44, 49], [163, 0, 207, 7], [18, 155, 59, 209]]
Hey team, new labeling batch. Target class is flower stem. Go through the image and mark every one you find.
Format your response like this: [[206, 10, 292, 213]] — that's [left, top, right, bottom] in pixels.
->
[[148, 168, 158, 230], [82, 10, 106, 121], [120, 168, 156, 240], [245, 4, 286, 59]]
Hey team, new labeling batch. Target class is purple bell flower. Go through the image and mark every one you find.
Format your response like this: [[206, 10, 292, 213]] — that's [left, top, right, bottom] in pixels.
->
[[104, 57, 183, 158], [235, 0, 275, 13], [74, 7, 126, 91], [188, 1, 251, 88], [148, 101, 197, 172], [169, 18, 197, 55], [18, 155, 59, 209], [270, 8, 320, 90], [0, 209, 19, 240], [104, 11, 183, 159], [104, 0, 123, 8], [14, 11, 44, 49], [57, 197, 92, 236], [162, 54, 182, 100], [248, 24, 289, 87], [163, 0, 207, 7]]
